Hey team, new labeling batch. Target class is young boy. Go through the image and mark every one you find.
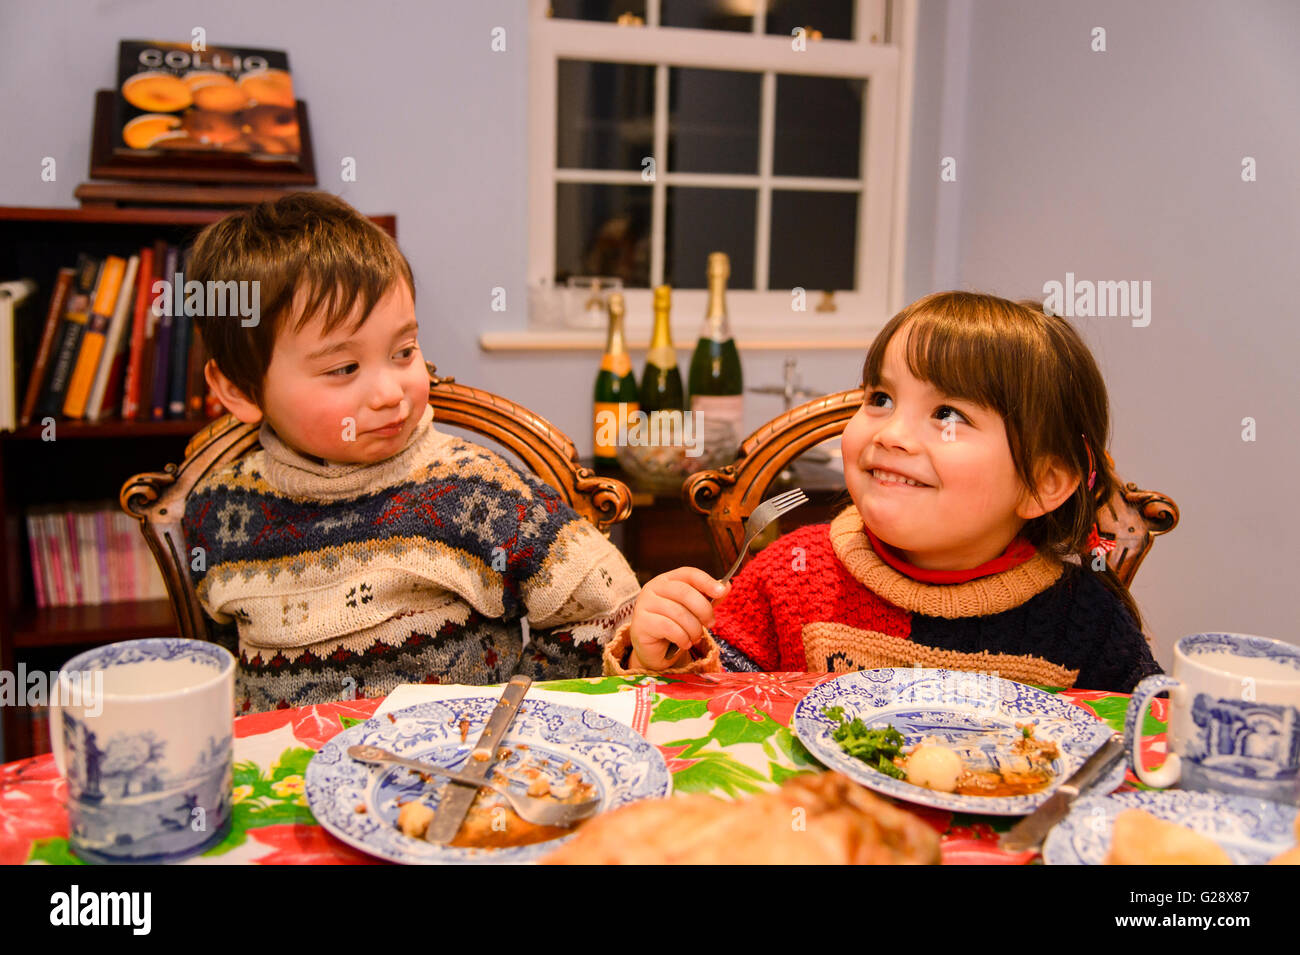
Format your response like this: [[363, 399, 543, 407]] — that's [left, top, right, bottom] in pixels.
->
[[183, 192, 640, 712]]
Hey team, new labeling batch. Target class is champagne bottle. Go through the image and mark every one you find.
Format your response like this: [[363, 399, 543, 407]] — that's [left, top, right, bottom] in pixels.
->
[[639, 285, 684, 413], [688, 252, 744, 447], [593, 292, 639, 467]]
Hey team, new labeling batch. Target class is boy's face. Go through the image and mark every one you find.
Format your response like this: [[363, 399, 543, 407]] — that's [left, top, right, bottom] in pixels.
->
[[257, 281, 428, 464]]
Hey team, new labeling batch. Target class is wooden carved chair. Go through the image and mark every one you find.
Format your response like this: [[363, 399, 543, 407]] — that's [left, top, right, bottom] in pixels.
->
[[683, 389, 1179, 589], [120, 364, 633, 643]]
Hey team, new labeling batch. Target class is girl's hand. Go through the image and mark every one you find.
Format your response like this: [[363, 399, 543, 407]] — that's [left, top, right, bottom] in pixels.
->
[[628, 567, 730, 670]]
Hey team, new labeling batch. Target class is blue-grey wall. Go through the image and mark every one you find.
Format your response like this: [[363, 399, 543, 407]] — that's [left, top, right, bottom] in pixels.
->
[[2, 0, 1295, 671]]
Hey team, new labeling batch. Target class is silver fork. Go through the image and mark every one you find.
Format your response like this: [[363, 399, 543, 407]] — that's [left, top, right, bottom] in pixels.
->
[[664, 487, 808, 662], [720, 487, 809, 584]]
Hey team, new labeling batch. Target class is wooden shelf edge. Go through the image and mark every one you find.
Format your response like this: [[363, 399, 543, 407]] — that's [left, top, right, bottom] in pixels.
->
[[14, 598, 180, 649], [0, 418, 211, 440]]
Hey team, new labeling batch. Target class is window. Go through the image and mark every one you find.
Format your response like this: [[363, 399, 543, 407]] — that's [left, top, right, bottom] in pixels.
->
[[521, 0, 915, 346]]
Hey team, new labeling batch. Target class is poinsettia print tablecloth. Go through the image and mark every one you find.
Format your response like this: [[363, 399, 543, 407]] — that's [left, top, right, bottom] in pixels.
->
[[0, 673, 1167, 865]]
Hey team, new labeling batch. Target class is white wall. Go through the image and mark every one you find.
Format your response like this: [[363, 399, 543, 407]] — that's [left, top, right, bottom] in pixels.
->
[[923, 0, 1300, 662], [2, 0, 1293, 668]]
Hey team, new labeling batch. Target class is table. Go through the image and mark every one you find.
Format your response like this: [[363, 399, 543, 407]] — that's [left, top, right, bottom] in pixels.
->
[[0, 673, 1168, 865]]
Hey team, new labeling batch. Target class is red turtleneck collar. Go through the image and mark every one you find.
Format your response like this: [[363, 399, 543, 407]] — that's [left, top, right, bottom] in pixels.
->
[[862, 524, 1037, 584]]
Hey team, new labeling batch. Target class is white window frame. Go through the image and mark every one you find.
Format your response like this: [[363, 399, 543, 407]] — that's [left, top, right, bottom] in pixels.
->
[[507, 0, 916, 350]]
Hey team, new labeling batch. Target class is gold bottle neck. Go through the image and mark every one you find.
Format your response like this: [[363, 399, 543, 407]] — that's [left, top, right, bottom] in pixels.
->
[[605, 312, 628, 355], [647, 306, 676, 366]]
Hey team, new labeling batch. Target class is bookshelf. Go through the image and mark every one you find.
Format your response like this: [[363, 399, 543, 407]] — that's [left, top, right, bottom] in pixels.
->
[[0, 204, 397, 763]]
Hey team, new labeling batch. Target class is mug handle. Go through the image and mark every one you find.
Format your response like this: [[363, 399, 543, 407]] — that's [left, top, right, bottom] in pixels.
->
[[1125, 674, 1182, 788]]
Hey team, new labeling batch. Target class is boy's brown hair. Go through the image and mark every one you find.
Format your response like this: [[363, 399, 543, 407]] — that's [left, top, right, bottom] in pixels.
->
[[861, 290, 1145, 631], [186, 191, 415, 407]]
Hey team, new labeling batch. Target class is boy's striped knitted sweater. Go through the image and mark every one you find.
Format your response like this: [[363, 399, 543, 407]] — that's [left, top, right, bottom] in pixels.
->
[[605, 506, 1161, 693], [184, 406, 639, 712]]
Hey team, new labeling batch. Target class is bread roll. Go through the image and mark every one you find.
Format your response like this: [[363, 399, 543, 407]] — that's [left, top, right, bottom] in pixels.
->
[[1105, 808, 1232, 865], [542, 771, 941, 865]]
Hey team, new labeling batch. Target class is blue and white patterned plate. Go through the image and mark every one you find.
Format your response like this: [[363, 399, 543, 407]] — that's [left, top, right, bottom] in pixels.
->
[[305, 697, 671, 864], [1043, 790, 1298, 864], [792, 668, 1125, 815]]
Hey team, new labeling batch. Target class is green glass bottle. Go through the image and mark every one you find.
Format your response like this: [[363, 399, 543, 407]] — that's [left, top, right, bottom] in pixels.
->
[[639, 285, 684, 413], [688, 252, 744, 447], [593, 292, 639, 467]]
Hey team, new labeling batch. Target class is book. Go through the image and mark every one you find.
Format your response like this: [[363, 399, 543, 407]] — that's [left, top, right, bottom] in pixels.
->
[[26, 512, 46, 608], [20, 267, 74, 428], [76, 508, 99, 604], [121, 247, 154, 420], [114, 40, 300, 161], [168, 262, 191, 418], [64, 255, 127, 418], [150, 247, 177, 420], [186, 322, 208, 418], [96, 509, 115, 601], [136, 239, 168, 420], [45, 513, 67, 606], [0, 279, 39, 431], [87, 254, 140, 421], [61, 511, 83, 604], [40, 255, 100, 420], [114, 511, 137, 600]]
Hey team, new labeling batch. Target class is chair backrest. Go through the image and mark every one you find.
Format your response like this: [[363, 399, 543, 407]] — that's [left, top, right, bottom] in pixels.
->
[[683, 389, 1179, 588], [121, 364, 633, 642]]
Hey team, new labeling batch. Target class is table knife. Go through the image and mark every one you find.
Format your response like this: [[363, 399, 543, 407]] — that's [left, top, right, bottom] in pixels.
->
[[998, 734, 1125, 852], [423, 674, 532, 845]]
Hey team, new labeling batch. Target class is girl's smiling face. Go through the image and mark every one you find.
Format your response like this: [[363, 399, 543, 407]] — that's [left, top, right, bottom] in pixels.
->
[[841, 332, 1041, 570]]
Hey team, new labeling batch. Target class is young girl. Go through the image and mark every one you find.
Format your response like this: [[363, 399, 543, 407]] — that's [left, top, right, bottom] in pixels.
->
[[602, 291, 1163, 693]]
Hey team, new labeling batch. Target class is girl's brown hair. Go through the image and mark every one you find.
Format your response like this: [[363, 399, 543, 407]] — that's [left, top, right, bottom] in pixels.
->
[[186, 191, 416, 407], [860, 291, 1144, 631]]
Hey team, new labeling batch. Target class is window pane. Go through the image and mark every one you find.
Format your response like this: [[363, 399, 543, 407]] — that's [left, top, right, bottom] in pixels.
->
[[661, 0, 753, 32], [773, 75, 864, 178], [764, 0, 854, 41], [768, 190, 858, 291], [555, 183, 652, 286], [668, 68, 761, 174], [549, 1, 647, 24], [664, 187, 756, 290], [557, 60, 655, 170]]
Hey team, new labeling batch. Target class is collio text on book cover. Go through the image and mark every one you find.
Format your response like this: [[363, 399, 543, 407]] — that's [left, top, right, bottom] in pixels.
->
[[113, 39, 300, 161]]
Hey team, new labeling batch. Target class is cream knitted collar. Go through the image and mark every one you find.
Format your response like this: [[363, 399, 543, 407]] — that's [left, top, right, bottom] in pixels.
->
[[827, 507, 1064, 619], [257, 404, 451, 501]]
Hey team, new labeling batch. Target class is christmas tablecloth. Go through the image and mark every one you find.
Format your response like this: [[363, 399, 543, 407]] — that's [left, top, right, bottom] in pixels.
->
[[0, 672, 1167, 865]]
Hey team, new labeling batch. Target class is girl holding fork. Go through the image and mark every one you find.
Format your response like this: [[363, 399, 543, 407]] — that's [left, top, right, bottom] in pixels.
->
[[601, 291, 1162, 693]]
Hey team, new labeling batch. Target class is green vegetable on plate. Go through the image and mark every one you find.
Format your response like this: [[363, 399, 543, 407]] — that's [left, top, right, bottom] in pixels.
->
[[821, 706, 906, 780]]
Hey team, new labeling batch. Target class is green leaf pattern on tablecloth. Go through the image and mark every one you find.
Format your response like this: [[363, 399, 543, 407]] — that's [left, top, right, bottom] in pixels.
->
[[539, 676, 657, 694], [652, 697, 709, 722], [202, 746, 318, 856], [26, 837, 84, 865], [668, 751, 770, 796], [653, 699, 822, 793], [1082, 696, 1166, 736]]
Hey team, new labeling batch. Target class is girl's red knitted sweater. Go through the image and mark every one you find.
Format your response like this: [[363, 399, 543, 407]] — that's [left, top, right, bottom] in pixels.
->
[[604, 507, 1161, 693]]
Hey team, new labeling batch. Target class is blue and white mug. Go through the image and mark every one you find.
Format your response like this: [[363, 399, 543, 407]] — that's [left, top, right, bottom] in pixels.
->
[[49, 638, 235, 863], [1125, 633, 1300, 805]]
